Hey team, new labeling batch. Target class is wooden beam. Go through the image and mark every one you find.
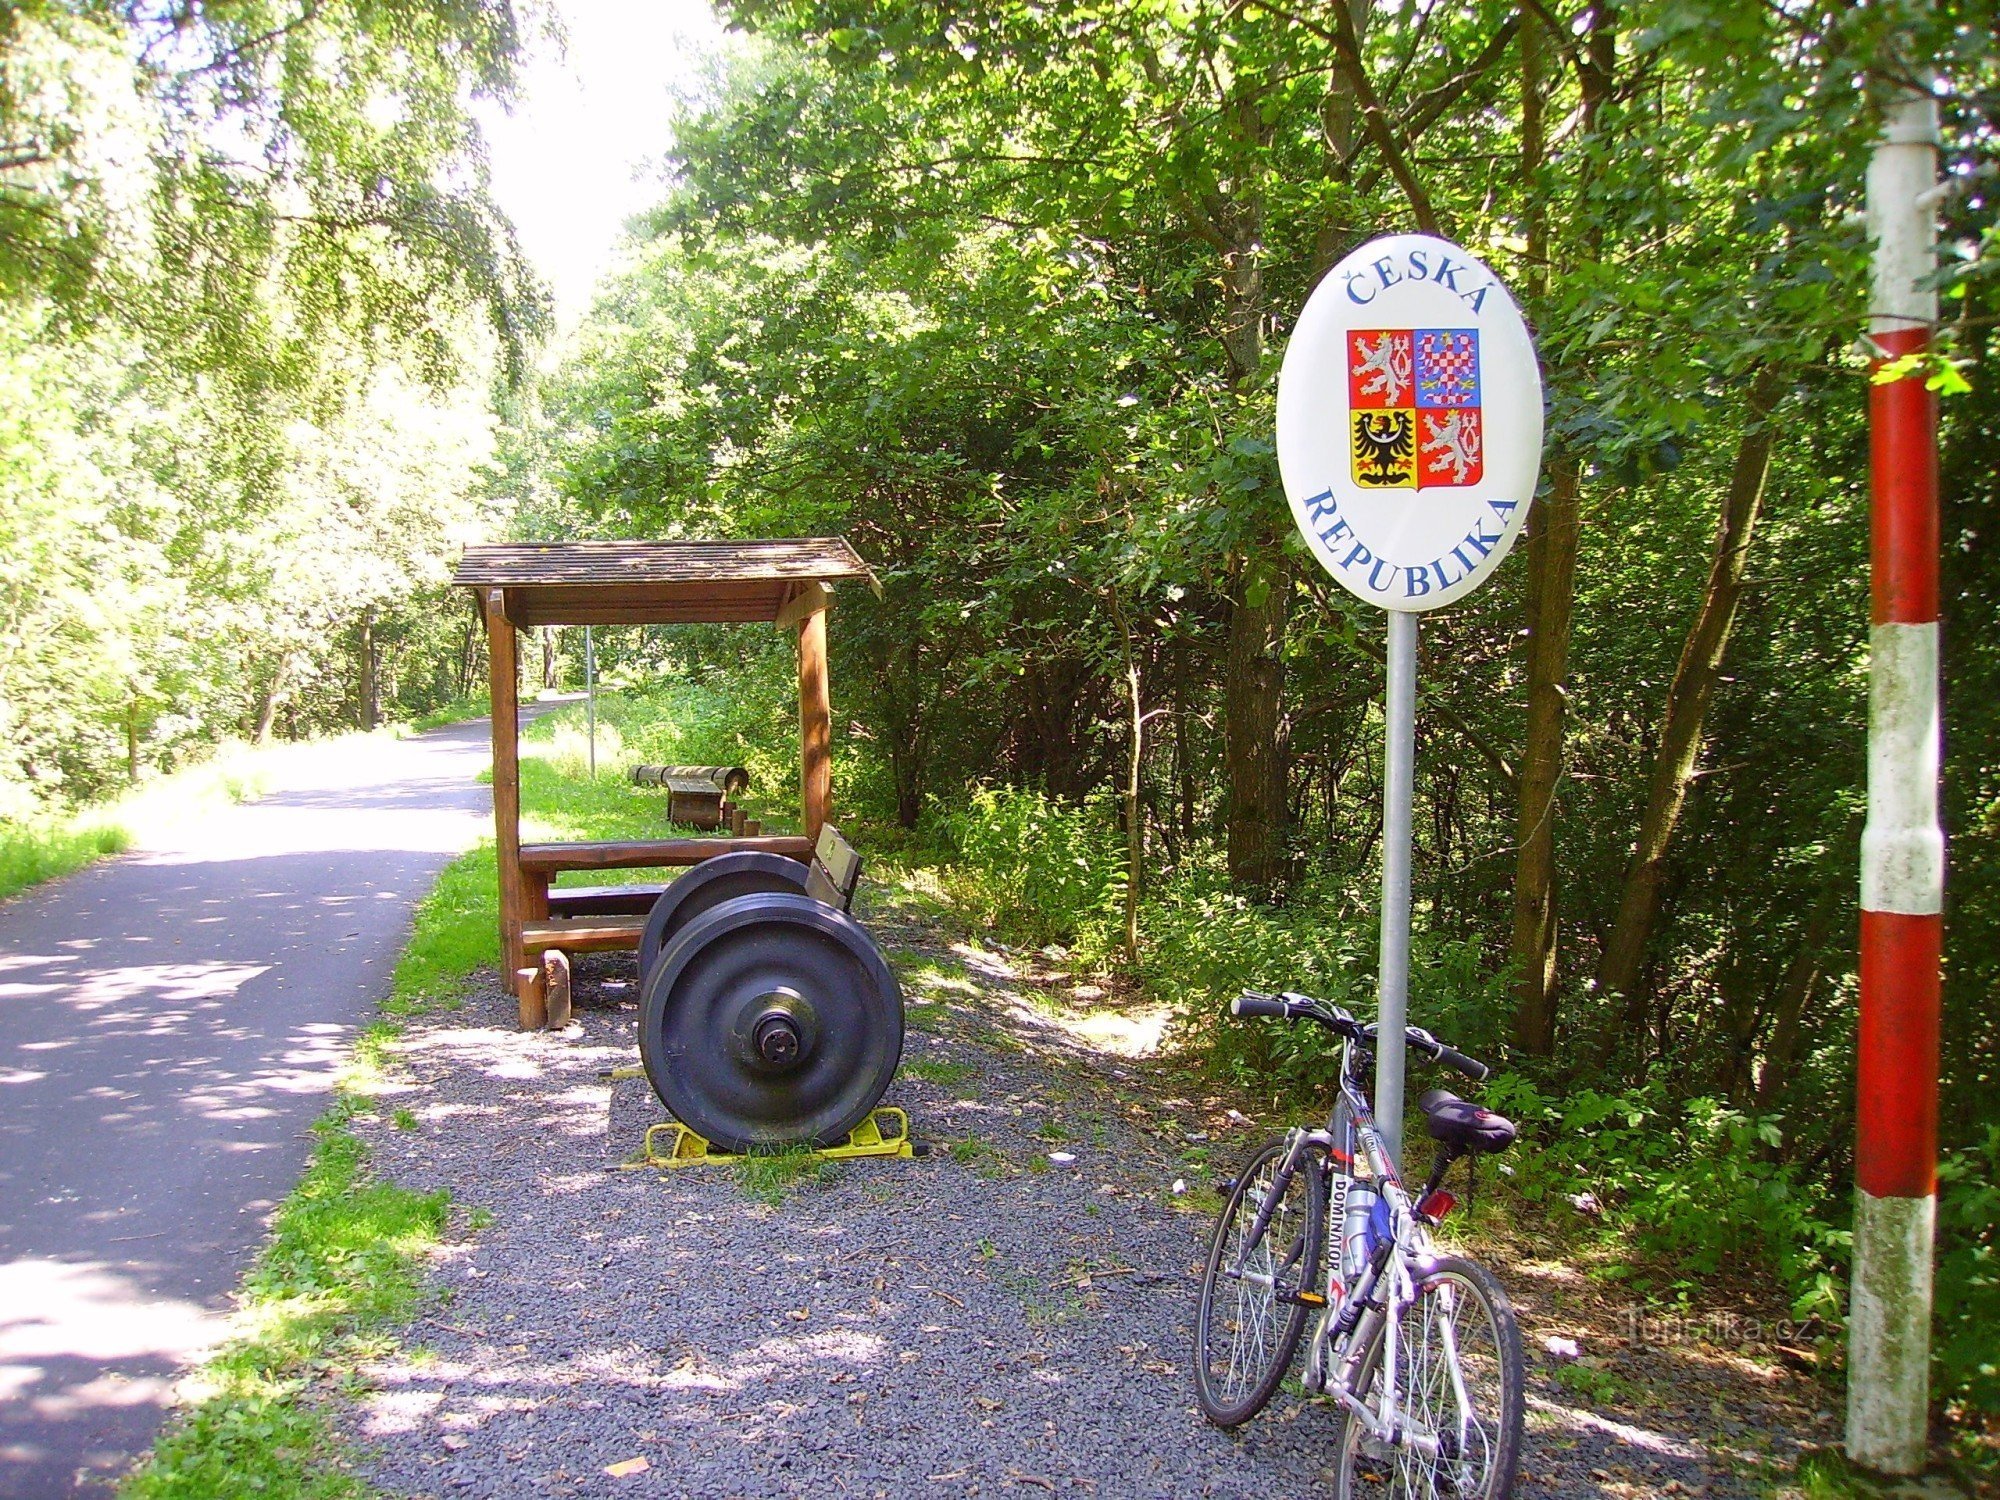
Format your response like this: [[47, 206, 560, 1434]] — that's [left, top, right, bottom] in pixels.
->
[[485, 589, 526, 982], [799, 603, 831, 842], [545, 883, 670, 917], [507, 597, 789, 628], [774, 580, 831, 632], [517, 835, 813, 873], [522, 916, 647, 954]]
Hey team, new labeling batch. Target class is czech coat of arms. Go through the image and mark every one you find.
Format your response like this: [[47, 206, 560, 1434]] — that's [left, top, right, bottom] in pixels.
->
[[1346, 329, 1483, 490]]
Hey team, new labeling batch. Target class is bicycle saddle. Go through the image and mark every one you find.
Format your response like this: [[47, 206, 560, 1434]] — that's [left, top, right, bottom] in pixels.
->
[[1417, 1089, 1517, 1155]]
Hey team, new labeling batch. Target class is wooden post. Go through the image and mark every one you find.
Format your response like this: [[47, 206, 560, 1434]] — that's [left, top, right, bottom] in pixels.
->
[[798, 602, 831, 842], [484, 589, 531, 1020], [515, 966, 547, 1030], [543, 949, 572, 1031]]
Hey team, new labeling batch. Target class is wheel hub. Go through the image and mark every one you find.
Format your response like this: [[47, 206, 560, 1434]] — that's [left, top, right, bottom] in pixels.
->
[[753, 1009, 804, 1069]]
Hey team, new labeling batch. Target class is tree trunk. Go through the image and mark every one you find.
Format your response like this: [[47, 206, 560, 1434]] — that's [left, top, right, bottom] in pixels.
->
[[1172, 639, 1193, 855], [1111, 594, 1151, 962], [1509, 457, 1581, 1054], [1225, 556, 1289, 893], [1214, 161, 1293, 893], [540, 627, 557, 691], [1507, 6, 1610, 1056], [1593, 366, 1787, 1057], [1757, 937, 1826, 1113], [358, 609, 379, 731], [459, 595, 482, 699], [126, 699, 139, 785], [256, 655, 289, 744]]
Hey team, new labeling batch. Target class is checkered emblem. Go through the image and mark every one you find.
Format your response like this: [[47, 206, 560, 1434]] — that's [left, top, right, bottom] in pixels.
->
[[1348, 328, 1483, 489]]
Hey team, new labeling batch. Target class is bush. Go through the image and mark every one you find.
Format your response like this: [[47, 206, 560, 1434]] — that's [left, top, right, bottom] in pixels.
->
[[936, 785, 1125, 955], [1481, 1074, 1845, 1306], [1936, 1126, 2000, 1418], [1143, 864, 1510, 1102]]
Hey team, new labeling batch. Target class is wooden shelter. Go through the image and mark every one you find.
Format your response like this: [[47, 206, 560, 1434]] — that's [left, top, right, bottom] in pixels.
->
[[453, 538, 877, 1026]]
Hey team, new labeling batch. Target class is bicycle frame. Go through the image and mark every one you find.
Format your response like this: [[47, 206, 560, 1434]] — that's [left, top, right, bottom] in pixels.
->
[[1240, 1033, 1454, 1461]]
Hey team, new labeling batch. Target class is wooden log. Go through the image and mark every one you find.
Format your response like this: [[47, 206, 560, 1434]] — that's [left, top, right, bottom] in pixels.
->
[[742, 818, 761, 837], [543, 949, 573, 1030], [631, 764, 749, 795], [729, 804, 746, 836], [516, 965, 547, 1030]]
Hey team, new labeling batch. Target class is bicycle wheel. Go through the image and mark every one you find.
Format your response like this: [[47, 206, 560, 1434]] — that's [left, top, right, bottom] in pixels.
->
[[1192, 1136, 1326, 1428], [1333, 1255, 1524, 1500]]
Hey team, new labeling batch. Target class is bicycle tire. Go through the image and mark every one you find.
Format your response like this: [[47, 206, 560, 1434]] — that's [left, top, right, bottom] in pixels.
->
[[1331, 1254, 1525, 1500], [1192, 1135, 1327, 1428]]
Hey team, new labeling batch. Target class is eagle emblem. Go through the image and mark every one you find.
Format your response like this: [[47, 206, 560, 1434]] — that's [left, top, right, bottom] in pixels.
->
[[1347, 328, 1483, 489]]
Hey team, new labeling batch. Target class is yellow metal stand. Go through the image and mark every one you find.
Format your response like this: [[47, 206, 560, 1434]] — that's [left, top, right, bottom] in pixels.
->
[[625, 1106, 917, 1170]]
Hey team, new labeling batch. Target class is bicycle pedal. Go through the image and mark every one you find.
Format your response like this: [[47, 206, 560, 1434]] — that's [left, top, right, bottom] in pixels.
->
[[1286, 1289, 1328, 1307]]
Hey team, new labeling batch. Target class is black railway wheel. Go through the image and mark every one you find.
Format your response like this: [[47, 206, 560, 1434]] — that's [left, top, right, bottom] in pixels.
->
[[637, 852, 808, 983], [639, 893, 903, 1152]]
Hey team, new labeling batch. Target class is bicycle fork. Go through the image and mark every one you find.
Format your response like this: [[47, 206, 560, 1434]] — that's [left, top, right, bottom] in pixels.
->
[[1226, 1130, 1330, 1307], [1308, 1249, 1448, 1462]]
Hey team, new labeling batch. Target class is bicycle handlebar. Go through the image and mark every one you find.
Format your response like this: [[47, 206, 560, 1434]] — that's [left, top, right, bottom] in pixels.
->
[[1232, 990, 1490, 1080], [1229, 993, 1293, 1020]]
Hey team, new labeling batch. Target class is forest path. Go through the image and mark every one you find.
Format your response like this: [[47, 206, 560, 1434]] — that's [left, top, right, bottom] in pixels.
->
[[0, 718, 505, 1498]]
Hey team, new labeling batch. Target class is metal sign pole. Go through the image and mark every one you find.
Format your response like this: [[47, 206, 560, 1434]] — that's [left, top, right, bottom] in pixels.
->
[[585, 626, 597, 779], [1375, 609, 1418, 1167], [1274, 232, 1543, 1175]]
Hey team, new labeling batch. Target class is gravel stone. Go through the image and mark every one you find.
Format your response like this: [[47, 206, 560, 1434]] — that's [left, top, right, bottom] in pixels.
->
[[337, 914, 1838, 1498]]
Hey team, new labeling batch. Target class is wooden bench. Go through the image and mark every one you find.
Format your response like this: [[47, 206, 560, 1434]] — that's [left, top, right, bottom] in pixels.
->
[[518, 827, 863, 1029], [545, 884, 668, 918], [518, 835, 812, 874]]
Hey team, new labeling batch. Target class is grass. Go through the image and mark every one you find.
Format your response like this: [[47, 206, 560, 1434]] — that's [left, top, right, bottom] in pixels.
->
[[119, 668, 818, 1492], [0, 738, 287, 903], [121, 1098, 450, 1499], [733, 1144, 835, 1206], [902, 1059, 977, 1087], [0, 817, 130, 901], [0, 728, 454, 906], [385, 844, 498, 1013], [120, 764, 495, 1494], [400, 691, 490, 733]]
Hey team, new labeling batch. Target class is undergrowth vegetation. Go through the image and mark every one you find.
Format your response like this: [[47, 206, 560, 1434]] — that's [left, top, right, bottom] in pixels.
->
[[500, 657, 1995, 1439], [0, 735, 334, 903]]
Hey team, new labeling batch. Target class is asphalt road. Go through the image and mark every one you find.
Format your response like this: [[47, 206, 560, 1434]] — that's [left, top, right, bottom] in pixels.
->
[[0, 719, 501, 1497]]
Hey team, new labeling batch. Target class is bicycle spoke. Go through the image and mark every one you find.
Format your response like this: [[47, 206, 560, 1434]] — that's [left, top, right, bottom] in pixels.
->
[[1194, 1138, 1323, 1427], [1337, 1261, 1521, 1500]]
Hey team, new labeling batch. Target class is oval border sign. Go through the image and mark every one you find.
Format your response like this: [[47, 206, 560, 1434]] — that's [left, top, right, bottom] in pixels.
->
[[1277, 233, 1544, 612]]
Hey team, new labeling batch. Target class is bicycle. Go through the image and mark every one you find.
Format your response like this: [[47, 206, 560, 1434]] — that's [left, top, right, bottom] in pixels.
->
[[1193, 990, 1525, 1499]]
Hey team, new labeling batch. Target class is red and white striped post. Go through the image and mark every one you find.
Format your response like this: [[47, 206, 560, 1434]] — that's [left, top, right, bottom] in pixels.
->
[[1849, 79, 1943, 1475]]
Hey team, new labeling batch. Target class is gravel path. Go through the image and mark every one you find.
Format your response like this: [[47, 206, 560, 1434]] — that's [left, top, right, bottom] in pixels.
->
[[337, 899, 1843, 1499]]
